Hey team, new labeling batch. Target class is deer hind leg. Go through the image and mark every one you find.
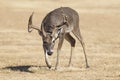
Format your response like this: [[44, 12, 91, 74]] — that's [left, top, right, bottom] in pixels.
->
[[65, 33, 76, 67], [72, 29, 89, 68]]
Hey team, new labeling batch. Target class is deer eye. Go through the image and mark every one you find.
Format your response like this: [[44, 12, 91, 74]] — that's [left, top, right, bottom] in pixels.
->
[[46, 29, 52, 34], [43, 41, 47, 45], [43, 42, 47, 45]]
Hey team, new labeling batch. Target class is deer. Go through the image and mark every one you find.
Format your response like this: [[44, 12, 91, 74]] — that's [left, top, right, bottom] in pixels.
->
[[28, 7, 89, 70]]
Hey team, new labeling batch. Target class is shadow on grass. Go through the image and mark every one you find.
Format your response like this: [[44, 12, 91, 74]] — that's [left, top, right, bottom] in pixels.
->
[[2, 65, 47, 73]]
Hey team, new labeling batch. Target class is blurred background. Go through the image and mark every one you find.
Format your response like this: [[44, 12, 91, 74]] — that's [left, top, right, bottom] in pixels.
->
[[0, 0, 120, 80]]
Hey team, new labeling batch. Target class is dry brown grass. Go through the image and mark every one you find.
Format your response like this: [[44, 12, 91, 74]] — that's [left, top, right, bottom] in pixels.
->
[[0, 0, 120, 80]]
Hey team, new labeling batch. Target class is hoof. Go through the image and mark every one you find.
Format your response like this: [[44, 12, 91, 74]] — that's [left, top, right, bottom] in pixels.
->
[[47, 65, 52, 69], [86, 65, 90, 68]]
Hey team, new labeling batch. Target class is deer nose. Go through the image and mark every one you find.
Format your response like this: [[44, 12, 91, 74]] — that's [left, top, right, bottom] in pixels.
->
[[47, 51, 53, 56]]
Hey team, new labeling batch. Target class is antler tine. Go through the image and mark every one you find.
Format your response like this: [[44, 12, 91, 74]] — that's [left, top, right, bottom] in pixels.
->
[[28, 12, 34, 33]]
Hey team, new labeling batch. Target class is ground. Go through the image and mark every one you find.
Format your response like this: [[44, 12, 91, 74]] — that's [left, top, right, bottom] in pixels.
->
[[0, 0, 120, 80]]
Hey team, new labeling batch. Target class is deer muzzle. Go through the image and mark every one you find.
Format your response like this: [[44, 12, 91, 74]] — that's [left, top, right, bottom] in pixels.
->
[[43, 43, 54, 56]]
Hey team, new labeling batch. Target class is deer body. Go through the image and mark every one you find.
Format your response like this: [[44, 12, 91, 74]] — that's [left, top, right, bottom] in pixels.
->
[[42, 7, 77, 33], [28, 7, 89, 70]]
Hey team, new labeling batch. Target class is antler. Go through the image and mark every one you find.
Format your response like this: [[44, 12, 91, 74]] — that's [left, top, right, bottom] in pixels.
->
[[28, 12, 40, 33], [56, 8, 69, 28], [63, 15, 69, 26]]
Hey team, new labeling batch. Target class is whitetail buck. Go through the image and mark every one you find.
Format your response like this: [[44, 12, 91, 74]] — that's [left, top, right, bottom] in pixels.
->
[[28, 7, 89, 70]]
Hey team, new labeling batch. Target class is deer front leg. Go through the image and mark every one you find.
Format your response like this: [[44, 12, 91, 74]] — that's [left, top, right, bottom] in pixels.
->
[[55, 34, 65, 70], [43, 46, 52, 69]]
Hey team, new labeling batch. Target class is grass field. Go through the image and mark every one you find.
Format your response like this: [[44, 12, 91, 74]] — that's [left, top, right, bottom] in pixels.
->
[[0, 0, 120, 80]]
